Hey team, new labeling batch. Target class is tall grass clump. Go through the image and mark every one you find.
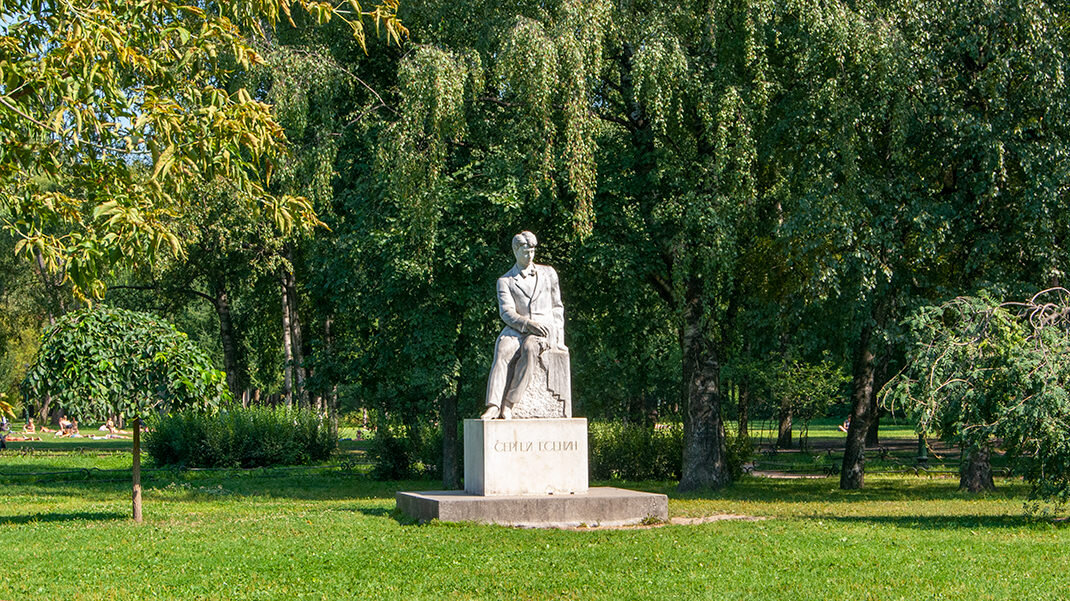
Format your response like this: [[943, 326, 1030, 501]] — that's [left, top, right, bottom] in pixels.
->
[[145, 407, 336, 468]]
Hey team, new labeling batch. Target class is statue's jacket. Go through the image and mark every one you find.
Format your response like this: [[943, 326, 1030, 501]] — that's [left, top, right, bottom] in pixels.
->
[[495, 263, 565, 346]]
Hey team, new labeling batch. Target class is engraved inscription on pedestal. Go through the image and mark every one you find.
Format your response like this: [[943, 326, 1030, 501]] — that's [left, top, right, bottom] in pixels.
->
[[464, 418, 588, 496]]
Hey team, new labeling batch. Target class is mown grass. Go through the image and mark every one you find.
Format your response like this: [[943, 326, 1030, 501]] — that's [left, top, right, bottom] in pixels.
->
[[741, 416, 920, 444], [1, 446, 1067, 601]]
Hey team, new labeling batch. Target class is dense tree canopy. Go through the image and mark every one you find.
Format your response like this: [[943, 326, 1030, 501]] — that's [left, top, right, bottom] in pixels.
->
[[22, 306, 228, 419], [0, 0, 405, 297], [5, 0, 1070, 498]]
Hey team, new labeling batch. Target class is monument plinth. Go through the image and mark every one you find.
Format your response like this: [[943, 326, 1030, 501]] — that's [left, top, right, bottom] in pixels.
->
[[464, 418, 588, 496], [395, 231, 667, 527]]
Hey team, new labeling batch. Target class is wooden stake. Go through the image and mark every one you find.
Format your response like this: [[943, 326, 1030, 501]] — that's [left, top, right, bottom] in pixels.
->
[[132, 416, 142, 522]]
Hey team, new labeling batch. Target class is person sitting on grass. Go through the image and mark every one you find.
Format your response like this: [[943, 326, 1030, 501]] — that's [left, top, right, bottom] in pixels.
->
[[55, 416, 73, 437], [2, 419, 42, 442], [68, 420, 82, 437]]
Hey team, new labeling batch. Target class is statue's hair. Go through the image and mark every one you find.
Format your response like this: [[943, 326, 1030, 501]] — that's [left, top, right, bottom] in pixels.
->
[[511, 231, 538, 252]]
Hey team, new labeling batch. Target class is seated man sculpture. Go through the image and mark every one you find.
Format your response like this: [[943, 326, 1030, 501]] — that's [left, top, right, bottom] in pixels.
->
[[482, 231, 571, 420]]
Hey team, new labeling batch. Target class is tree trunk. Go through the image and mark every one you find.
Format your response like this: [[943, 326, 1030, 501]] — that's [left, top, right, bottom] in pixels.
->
[[281, 268, 294, 408], [678, 283, 731, 492], [213, 284, 242, 401], [960, 446, 996, 492], [33, 247, 65, 323], [50, 405, 64, 427], [32, 249, 60, 425], [132, 417, 143, 522], [840, 323, 876, 490], [37, 393, 52, 425], [324, 316, 339, 435], [737, 383, 749, 438], [865, 353, 889, 447], [441, 392, 459, 489], [865, 407, 880, 447], [283, 253, 308, 408], [776, 401, 793, 449]]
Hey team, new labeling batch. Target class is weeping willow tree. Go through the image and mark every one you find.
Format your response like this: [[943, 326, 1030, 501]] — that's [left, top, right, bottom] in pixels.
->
[[342, 0, 614, 487], [360, 0, 917, 490], [885, 290, 1070, 499], [362, 0, 760, 489]]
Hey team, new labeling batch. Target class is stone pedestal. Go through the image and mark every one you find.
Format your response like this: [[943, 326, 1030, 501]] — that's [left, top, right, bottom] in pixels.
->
[[464, 418, 587, 496], [396, 417, 668, 527], [396, 487, 667, 528]]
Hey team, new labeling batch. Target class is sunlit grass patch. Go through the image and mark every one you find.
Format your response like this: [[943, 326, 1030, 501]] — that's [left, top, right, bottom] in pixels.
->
[[1, 453, 1067, 600]]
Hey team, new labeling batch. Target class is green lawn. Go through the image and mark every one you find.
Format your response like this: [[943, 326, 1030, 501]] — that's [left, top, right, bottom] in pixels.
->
[[1, 447, 1067, 600]]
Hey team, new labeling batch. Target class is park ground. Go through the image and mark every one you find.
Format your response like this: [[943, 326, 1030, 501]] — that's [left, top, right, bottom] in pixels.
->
[[1, 422, 1067, 600]]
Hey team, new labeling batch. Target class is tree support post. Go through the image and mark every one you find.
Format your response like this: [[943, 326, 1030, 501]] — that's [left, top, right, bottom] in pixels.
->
[[132, 416, 142, 522]]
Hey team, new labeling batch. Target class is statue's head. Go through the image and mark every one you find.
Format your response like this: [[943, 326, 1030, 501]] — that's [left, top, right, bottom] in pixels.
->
[[512, 231, 537, 269]]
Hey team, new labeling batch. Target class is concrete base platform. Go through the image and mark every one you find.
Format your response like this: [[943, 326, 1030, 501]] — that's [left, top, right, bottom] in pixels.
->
[[396, 487, 668, 528]]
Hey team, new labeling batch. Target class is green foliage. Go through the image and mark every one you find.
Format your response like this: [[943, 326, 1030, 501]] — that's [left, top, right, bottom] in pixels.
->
[[0, 228, 50, 405], [723, 428, 756, 481], [589, 421, 683, 481], [885, 290, 1070, 503], [20, 307, 228, 420], [589, 421, 753, 481], [144, 407, 335, 468], [727, 354, 848, 443], [27, 0, 1070, 494], [0, 0, 405, 298], [367, 420, 446, 480]]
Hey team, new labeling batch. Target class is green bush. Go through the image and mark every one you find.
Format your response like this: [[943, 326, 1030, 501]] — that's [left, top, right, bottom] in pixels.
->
[[145, 407, 336, 468], [369, 419, 753, 484], [724, 428, 755, 480], [590, 421, 684, 480], [368, 421, 446, 480], [590, 421, 753, 482]]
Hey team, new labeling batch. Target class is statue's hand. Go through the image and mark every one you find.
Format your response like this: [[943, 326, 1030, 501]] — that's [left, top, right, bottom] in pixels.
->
[[527, 321, 551, 338]]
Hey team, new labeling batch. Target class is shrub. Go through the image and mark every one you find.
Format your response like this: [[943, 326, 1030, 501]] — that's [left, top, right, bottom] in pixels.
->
[[590, 421, 683, 480], [590, 421, 753, 482], [369, 419, 753, 484], [368, 421, 447, 480], [145, 407, 336, 468], [724, 428, 755, 480]]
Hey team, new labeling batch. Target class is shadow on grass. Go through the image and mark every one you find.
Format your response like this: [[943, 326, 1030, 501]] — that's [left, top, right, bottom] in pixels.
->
[[661, 474, 1032, 504], [821, 513, 1065, 530], [0, 510, 127, 526], [357, 507, 391, 517]]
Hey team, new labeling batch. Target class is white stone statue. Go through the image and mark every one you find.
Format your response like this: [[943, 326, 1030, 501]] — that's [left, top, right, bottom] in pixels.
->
[[481, 231, 571, 419]]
